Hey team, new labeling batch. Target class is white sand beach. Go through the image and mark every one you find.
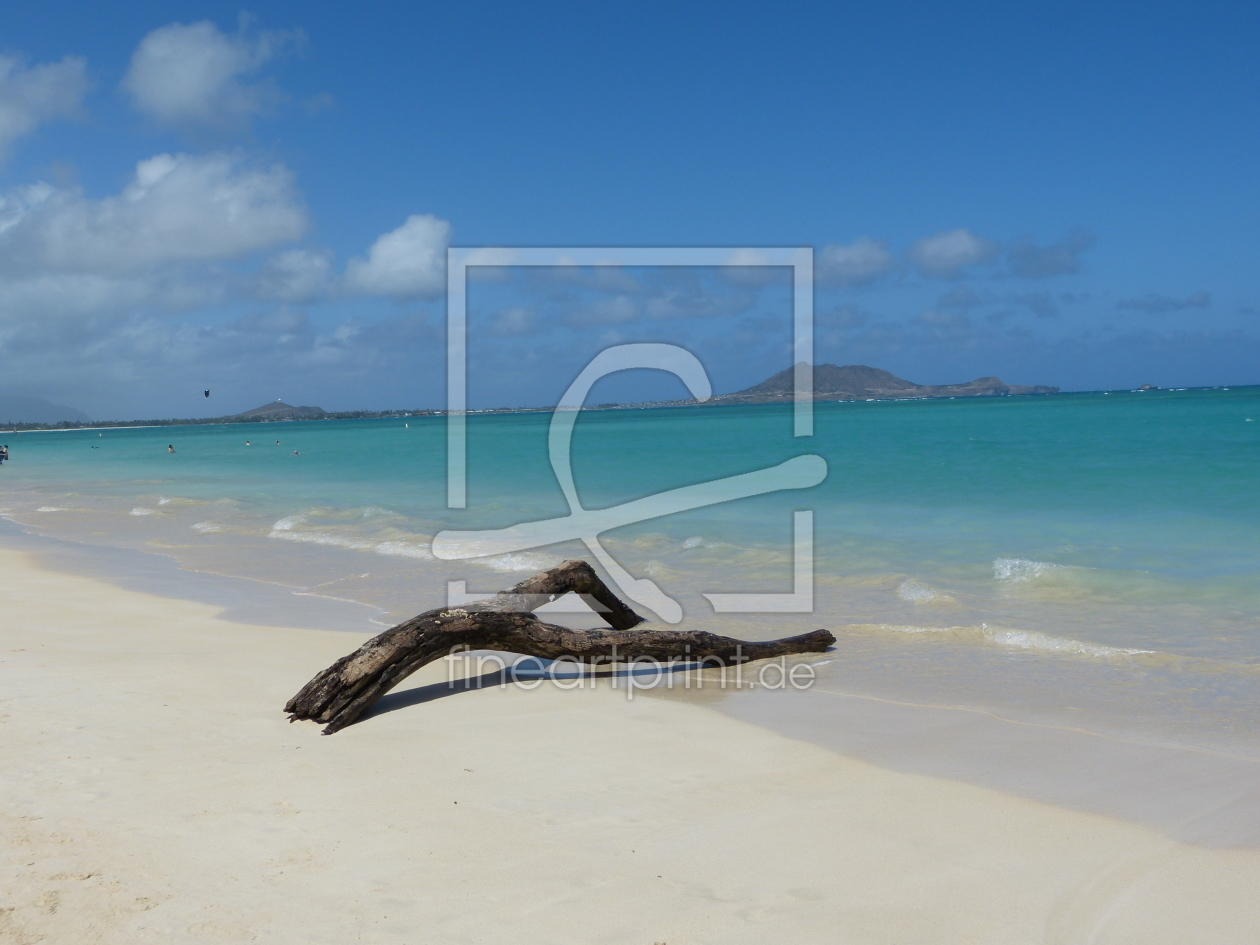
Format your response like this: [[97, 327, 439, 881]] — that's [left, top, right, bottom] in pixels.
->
[[4, 544, 1260, 945]]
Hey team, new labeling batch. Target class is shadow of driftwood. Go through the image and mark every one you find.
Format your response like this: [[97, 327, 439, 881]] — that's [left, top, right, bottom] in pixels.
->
[[365, 670, 512, 718], [364, 660, 709, 722]]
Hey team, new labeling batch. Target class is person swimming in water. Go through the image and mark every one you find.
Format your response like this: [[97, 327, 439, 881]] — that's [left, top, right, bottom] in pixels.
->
[[167, 444, 176, 453], [245, 440, 251, 446], [0, 444, 8, 463], [292, 450, 300, 456]]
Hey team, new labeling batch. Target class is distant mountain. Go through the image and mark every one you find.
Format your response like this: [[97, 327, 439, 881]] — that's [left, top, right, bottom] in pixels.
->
[[0, 394, 91, 424], [710, 363, 1057, 404], [234, 401, 328, 420]]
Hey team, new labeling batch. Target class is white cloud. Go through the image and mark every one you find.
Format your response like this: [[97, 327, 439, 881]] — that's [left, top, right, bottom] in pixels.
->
[[344, 214, 451, 297], [0, 53, 90, 159], [122, 19, 298, 131], [0, 274, 158, 325], [907, 228, 999, 279], [248, 248, 333, 302], [0, 152, 305, 341], [0, 152, 307, 277], [817, 237, 895, 287]]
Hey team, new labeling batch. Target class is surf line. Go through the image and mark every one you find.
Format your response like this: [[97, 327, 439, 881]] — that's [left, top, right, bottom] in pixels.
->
[[433, 344, 828, 622]]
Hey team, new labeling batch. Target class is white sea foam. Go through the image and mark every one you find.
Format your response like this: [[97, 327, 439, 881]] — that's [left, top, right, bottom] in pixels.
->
[[129, 507, 154, 516], [35, 506, 67, 512], [897, 579, 946, 602], [264, 515, 437, 558], [682, 536, 707, 550], [269, 529, 375, 550], [374, 541, 435, 560], [993, 557, 1065, 582], [862, 621, 1154, 660], [644, 559, 669, 578], [191, 521, 223, 533], [982, 625, 1153, 658], [475, 552, 562, 572], [157, 496, 171, 505]]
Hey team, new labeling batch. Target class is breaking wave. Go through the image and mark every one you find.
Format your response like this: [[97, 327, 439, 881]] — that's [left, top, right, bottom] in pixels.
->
[[852, 622, 1157, 661], [993, 557, 1065, 582], [373, 540, 434, 560], [877, 624, 959, 634], [263, 512, 560, 572], [896, 579, 954, 603], [980, 625, 1154, 658], [269, 528, 375, 551], [475, 552, 562, 572]]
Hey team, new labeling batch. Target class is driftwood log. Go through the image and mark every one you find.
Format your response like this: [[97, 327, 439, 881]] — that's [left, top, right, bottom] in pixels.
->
[[285, 559, 835, 734]]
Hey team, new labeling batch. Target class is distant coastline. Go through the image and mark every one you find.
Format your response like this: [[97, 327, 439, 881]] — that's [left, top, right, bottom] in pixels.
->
[[3, 364, 1250, 433], [1, 406, 443, 433]]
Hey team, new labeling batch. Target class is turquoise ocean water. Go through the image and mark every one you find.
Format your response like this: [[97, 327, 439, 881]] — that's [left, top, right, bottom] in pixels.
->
[[3, 386, 1260, 758]]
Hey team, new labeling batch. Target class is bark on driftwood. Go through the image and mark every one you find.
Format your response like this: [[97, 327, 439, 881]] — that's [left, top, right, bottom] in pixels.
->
[[285, 559, 835, 734]]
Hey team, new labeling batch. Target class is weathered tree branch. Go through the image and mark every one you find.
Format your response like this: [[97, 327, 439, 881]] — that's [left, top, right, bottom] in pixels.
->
[[285, 559, 835, 734]]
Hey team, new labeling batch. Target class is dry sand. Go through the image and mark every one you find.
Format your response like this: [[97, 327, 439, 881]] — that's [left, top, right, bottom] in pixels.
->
[[3, 544, 1259, 944]]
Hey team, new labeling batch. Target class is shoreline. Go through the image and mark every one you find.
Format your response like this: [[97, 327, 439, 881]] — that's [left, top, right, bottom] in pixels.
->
[[0, 516, 380, 634], [4, 520, 1260, 851], [5, 541, 1260, 942]]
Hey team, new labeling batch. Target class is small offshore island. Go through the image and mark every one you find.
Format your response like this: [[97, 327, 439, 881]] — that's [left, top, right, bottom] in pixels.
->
[[651, 362, 1059, 408]]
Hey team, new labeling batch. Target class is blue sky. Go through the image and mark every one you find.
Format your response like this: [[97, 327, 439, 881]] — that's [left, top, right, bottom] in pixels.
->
[[0, 1, 1257, 418]]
